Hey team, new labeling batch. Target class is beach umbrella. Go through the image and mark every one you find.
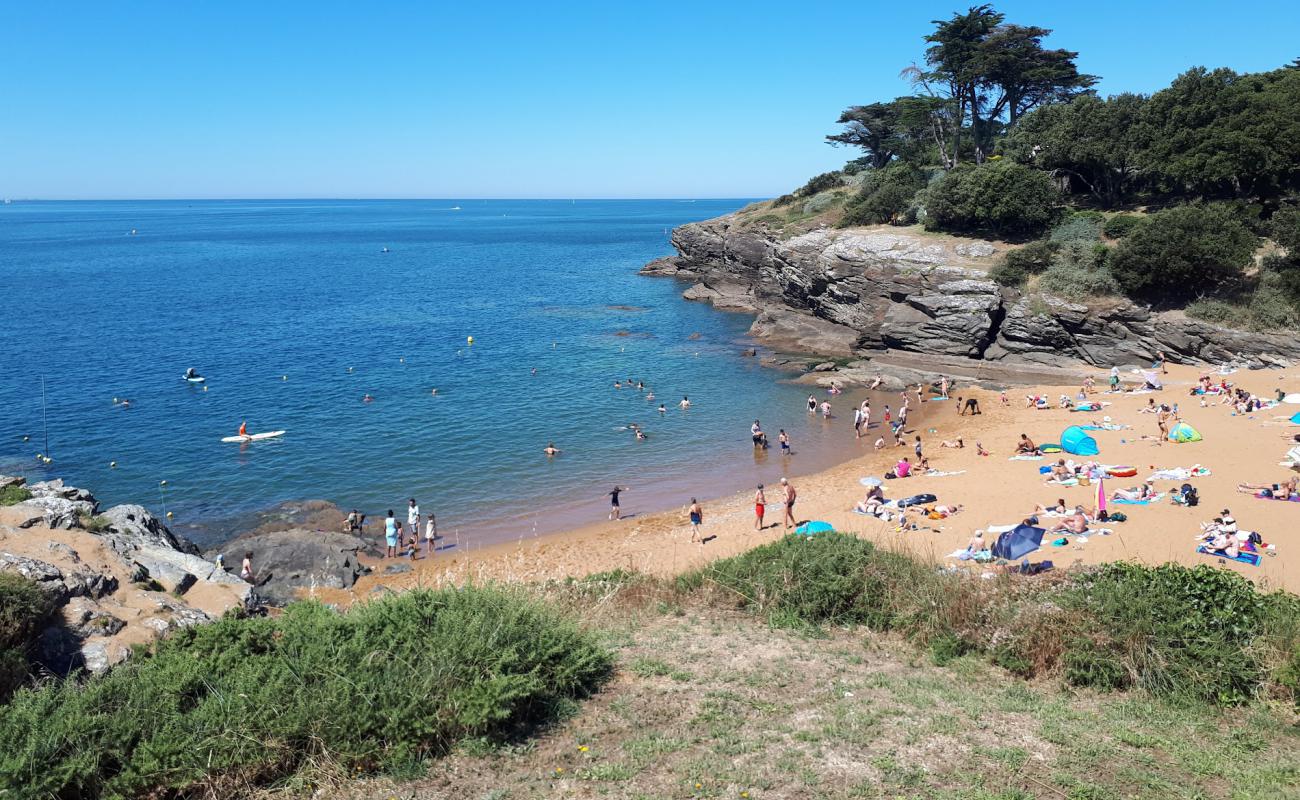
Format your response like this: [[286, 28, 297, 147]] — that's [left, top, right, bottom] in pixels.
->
[[794, 520, 834, 536], [1095, 475, 1107, 516], [991, 523, 1045, 560], [859, 476, 883, 487]]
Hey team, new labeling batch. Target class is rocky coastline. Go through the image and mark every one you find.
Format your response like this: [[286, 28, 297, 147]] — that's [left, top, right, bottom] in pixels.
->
[[643, 215, 1300, 380], [0, 475, 376, 675]]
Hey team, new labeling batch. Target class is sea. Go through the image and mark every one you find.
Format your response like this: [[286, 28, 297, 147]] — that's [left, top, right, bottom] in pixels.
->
[[0, 199, 913, 550]]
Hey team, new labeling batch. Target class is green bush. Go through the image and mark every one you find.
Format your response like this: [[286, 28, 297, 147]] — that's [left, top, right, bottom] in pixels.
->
[[1049, 213, 1103, 244], [990, 240, 1059, 286], [797, 172, 844, 197], [771, 194, 796, 207], [0, 575, 55, 702], [0, 587, 611, 798], [1109, 205, 1258, 303], [1037, 240, 1121, 299], [1270, 204, 1300, 258], [0, 485, 33, 507], [1246, 271, 1300, 330], [922, 162, 1059, 238], [1184, 298, 1238, 324], [1060, 563, 1275, 703], [1102, 213, 1142, 239], [841, 163, 926, 226]]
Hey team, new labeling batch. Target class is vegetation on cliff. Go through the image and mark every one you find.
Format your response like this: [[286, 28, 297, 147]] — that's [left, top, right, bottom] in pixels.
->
[[786, 3, 1300, 324], [0, 575, 55, 703]]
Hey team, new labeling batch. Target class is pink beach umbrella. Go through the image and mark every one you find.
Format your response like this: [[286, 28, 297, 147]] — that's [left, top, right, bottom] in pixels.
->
[[1096, 475, 1107, 515]]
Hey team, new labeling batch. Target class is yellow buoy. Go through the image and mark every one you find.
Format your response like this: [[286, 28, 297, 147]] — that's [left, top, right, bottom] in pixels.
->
[[282, 375, 287, 381], [467, 335, 474, 345], [42, 457, 52, 464], [399, 357, 405, 363], [203, 386, 208, 392], [22, 435, 29, 442], [110, 461, 117, 468], [159, 480, 168, 486], [166, 511, 173, 519]]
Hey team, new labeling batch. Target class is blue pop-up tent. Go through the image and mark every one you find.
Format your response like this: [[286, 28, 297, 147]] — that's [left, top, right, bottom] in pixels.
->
[[1060, 425, 1100, 456], [992, 524, 1046, 560]]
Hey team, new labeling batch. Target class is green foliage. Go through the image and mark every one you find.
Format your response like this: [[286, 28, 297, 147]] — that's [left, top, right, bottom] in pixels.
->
[[1246, 270, 1300, 330], [841, 163, 927, 226], [1037, 233, 1120, 299], [771, 194, 796, 208], [1270, 204, 1300, 258], [1061, 563, 1277, 703], [1048, 212, 1103, 243], [0, 587, 611, 799], [0, 485, 33, 506], [796, 172, 844, 198], [990, 239, 1058, 286], [1109, 204, 1258, 303], [0, 575, 55, 702], [1102, 213, 1141, 239], [923, 162, 1059, 237], [1138, 66, 1300, 199], [1184, 298, 1237, 324]]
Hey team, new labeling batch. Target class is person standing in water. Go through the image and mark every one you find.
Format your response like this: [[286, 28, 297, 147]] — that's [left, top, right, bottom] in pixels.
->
[[424, 513, 437, 556], [754, 485, 766, 530], [608, 486, 629, 520], [407, 498, 420, 546], [679, 396, 691, 409], [688, 498, 703, 543], [778, 429, 790, 455], [807, 394, 817, 413]]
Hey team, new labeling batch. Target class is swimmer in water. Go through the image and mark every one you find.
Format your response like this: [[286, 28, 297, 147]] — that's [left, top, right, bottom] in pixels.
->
[[646, 391, 655, 401], [430, 388, 438, 395], [543, 442, 561, 456], [363, 394, 374, 403], [658, 404, 666, 413], [531, 367, 537, 375], [614, 381, 622, 389], [680, 396, 691, 409], [635, 428, 647, 441], [637, 381, 644, 390]]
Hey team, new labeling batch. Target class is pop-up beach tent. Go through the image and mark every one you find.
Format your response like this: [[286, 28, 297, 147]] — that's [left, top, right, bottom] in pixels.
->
[[1168, 422, 1203, 443], [992, 523, 1045, 560], [1060, 425, 1100, 456]]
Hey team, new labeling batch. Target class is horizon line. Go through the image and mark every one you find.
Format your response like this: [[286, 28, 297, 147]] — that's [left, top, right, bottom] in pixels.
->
[[2, 196, 769, 203]]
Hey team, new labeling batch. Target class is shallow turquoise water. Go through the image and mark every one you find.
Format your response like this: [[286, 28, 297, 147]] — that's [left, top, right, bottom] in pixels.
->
[[0, 199, 900, 547]]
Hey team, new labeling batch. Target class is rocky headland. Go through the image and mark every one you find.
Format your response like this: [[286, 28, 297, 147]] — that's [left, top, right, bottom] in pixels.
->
[[643, 212, 1300, 381], [0, 476, 376, 675]]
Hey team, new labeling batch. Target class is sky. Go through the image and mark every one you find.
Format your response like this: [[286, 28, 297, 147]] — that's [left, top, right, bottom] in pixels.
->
[[3, 1, 1299, 200]]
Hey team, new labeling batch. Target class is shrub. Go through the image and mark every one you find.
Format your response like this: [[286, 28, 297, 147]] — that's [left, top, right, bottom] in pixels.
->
[[0, 587, 612, 798], [1060, 563, 1274, 703], [1270, 204, 1300, 258], [922, 162, 1058, 238], [797, 171, 844, 197], [1184, 298, 1237, 324], [1246, 271, 1300, 330], [1102, 213, 1142, 239], [1109, 205, 1258, 304], [771, 194, 796, 207], [0, 485, 33, 507], [0, 575, 55, 701], [1049, 213, 1103, 244], [842, 157, 872, 175], [1037, 240, 1121, 299], [990, 240, 1059, 286], [841, 163, 926, 226]]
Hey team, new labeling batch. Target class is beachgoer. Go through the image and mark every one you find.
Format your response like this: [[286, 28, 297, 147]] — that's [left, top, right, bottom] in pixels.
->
[[781, 478, 797, 529], [1049, 512, 1089, 535], [820, 400, 832, 418], [891, 456, 912, 478], [407, 498, 420, 540], [883, 405, 891, 423], [807, 394, 817, 413], [424, 514, 437, 556], [964, 531, 986, 554], [544, 442, 561, 455], [658, 404, 666, 413], [778, 429, 790, 454], [1000, 390, 1009, 406], [913, 435, 923, 461], [1238, 476, 1299, 498], [238, 420, 248, 438], [754, 485, 766, 530], [608, 486, 629, 520], [384, 510, 399, 558], [939, 376, 949, 399], [874, 436, 885, 450], [240, 552, 253, 582], [940, 438, 964, 448], [976, 441, 989, 456], [689, 498, 703, 543], [1155, 350, 1168, 374], [751, 420, 768, 449], [343, 508, 362, 533], [1015, 434, 1039, 455], [679, 396, 690, 409]]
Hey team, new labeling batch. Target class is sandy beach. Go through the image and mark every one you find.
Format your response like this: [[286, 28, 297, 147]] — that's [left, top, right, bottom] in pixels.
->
[[317, 362, 1300, 602]]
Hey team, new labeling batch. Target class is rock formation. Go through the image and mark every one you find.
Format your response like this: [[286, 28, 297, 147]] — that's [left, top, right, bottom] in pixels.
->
[[643, 215, 1300, 371]]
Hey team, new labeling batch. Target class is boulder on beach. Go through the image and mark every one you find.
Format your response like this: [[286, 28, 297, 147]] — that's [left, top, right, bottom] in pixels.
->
[[216, 530, 375, 606]]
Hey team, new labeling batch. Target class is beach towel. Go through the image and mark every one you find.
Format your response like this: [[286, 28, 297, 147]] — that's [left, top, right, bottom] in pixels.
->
[[1009, 455, 1044, 461], [1045, 478, 1079, 487], [1146, 467, 1211, 481], [1197, 546, 1261, 566], [1111, 493, 1167, 506], [1254, 492, 1300, 502], [923, 470, 967, 477]]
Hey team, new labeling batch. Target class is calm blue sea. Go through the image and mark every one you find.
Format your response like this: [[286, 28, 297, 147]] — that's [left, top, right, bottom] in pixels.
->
[[0, 200, 892, 548]]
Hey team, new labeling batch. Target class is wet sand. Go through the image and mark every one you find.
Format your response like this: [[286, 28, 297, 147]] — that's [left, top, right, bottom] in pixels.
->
[[313, 363, 1300, 603]]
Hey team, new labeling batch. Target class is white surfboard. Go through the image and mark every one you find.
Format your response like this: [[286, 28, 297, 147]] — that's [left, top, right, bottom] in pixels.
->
[[184, 376, 206, 383], [220, 430, 285, 443]]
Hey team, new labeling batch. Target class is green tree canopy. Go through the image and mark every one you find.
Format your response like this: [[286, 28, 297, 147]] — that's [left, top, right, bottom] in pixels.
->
[[1109, 205, 1258, 304], [922, 161, 1058, 237]]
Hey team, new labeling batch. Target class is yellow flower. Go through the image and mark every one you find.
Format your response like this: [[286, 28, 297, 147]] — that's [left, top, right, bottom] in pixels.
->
[[695, 783, 703, 790], [555, 767, 565, 774], [578, 745, 589, 752], [741, 793, 750, 798]]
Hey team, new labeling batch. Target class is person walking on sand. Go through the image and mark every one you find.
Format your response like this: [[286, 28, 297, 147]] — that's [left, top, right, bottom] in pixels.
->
[[424, 513, 437, 556], [689, 498, 704, 543], [914, 435, 924, 461], [240, 551, 254, 582], [608, 485, 629, 520], [754, 485, 766, 530], [384, 510, 399, 558], [1154, 350, 1168, 374], [780, 477, 797, 529]]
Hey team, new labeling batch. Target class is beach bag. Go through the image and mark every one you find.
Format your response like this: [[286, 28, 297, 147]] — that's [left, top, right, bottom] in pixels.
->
[[1249, 531, 1263, 545], [1181, 484, 1199, 507], [1107, 511, 1128, 522]]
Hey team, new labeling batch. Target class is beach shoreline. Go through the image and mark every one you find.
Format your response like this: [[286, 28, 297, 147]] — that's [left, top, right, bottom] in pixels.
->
[[312, 362, 1300, 604]]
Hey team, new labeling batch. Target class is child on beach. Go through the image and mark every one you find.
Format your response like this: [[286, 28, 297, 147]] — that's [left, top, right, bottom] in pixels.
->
[[689, 498, 703, 543], [424, 514, 437, 556], [779, 429, 790, 454], [754, 485, 766, 530]]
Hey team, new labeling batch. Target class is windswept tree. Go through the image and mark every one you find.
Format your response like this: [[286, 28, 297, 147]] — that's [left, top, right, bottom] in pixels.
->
[[825, 96, 946, 167]]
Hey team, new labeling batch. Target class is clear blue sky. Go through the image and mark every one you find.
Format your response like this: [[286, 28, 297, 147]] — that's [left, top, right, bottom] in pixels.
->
[[4, 1, 1298, 199]]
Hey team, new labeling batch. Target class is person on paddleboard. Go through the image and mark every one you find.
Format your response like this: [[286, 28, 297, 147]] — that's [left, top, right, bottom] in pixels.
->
[[238, 421, 248, 438], [185, 367, 202, 380]]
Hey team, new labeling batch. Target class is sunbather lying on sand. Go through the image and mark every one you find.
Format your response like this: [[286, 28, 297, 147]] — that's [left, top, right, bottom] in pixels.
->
[[939, 438, 964, 448], [1049, 511, 1089, 534], [1113, 482, 1157, 501], [1033, 498, 1068, 515], [1237, 476, 1298, 498]]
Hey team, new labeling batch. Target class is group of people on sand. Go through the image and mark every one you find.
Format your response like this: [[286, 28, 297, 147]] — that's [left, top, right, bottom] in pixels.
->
[[368, 498, 437, 559], [1199, 509, 1274, 559]]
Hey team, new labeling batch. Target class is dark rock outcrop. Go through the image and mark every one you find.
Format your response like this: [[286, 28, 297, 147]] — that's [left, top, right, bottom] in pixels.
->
[[217, 530, 374, 606], [644, 215, 1300, 370]]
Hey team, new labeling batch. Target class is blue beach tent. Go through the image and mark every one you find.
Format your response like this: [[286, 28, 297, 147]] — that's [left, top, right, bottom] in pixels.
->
[[794, 521, 834, 536], [992, 524, 1045, 560], [1060, 425, 1099, 456], [1290, 412, 1300, 424]]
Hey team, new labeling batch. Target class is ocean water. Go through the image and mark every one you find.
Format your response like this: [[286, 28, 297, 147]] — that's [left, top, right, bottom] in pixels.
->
[[0, 200, 910, 549]]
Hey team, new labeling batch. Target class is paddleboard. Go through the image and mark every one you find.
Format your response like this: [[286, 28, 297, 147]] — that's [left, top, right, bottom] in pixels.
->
[[184, 376, 206, 384], [220, 430, 285, 443]]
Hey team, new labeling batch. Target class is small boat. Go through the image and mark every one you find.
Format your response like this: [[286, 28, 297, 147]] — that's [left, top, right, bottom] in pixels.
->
[[450, 206, 461, 210], [221, 430, 286, 443]]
